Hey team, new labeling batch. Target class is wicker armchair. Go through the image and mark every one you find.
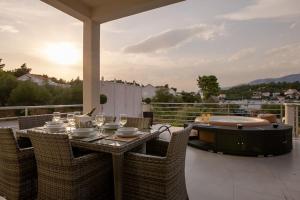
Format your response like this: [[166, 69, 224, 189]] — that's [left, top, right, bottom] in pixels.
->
[[18, 114, 53, 130], [123, 126, 192, 200], [125, 117, 151, 130], [0, 128, 37, 200], [28, 130, 114, 200]]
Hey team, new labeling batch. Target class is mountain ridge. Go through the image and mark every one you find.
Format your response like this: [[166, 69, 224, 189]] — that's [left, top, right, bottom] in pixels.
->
[[249, 73, 300, 85]]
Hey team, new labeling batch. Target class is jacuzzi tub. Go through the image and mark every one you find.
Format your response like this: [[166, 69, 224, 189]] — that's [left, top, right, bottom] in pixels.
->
[[208, 116, 270, 127]]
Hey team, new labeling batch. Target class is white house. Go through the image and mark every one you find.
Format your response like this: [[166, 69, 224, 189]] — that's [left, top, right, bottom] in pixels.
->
[[284, 89, 299, 99], [141, 84, 177, 99], [262, 92, 271, 97], [218, 94, 226, 99], [17, 73, 70, 88], [142, 84, 157, 99]]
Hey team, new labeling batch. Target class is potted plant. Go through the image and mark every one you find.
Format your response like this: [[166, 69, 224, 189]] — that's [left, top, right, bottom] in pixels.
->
[[142, 98, 153, 125], [142, 98, 152, 112], [100, 94, 108, 112]]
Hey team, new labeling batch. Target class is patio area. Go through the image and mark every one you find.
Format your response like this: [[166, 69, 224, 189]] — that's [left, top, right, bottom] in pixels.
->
[[0, 123, 299, 200]]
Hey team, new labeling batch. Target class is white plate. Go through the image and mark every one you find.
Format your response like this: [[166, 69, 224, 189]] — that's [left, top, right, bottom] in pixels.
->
[[45, 127, 66, 133], [72, 128, 95, 134], [45, 124, 65, 128], [116, 127, 138, 134], [46, 121, 64, 126], [103, 123, 119, 130], [115, 131, 142, 138], [71, 128, 96, 138]]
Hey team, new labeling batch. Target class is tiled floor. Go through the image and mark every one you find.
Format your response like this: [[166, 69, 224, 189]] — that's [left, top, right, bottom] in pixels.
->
[[0, 124, 299, 200], [185, 139, 300, 200]]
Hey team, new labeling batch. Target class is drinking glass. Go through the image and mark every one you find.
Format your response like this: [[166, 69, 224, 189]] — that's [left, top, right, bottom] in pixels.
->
[[53, 112, 61, 122], [67, 113, 75, 132], [119, 114, 127, 127], [95, 114, 105, 135]]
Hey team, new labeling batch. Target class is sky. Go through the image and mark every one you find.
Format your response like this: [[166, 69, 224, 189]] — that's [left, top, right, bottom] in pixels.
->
[[1, 0, 300, 92]]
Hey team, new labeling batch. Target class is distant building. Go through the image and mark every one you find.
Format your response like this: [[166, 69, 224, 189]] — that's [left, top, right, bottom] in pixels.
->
[[140, 84, 178, 99], [262, 92, 271, 97], [17, 73, 70, 88], [272, 92, 281, 98], [252, 92, 262, 99], [218, 94, 226, 100], [284, 89, 299, 99], [277, 96, 285, 102], [142, 84, 157, 99]]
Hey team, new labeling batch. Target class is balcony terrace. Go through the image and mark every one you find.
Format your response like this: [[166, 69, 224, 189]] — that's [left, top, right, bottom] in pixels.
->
[[0, 120, 300, 200]]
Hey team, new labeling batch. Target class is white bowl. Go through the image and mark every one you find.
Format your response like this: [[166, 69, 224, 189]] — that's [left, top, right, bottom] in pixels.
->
[[46, 121, 64, 126], [71, 128, 96, 138], [103, 123, 119, 129], [45, 127, 66, 133], [116, 127, 138, 135]]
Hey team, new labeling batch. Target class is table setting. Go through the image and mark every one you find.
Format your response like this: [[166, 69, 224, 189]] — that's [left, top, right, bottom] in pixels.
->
[[34, 112, 148, 146]]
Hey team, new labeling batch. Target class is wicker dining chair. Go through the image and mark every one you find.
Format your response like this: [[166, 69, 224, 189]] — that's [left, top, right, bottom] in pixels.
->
[[123, 126, 192, 200], [125, 117, 151, 130], [18, 114, 53, 130], [28, 130, 114, 200], [0, 128, 37, 200]]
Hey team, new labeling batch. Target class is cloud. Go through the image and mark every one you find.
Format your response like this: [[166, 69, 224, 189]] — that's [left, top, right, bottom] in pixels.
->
[[220, 0, 300, 21], [0, 25, 19, 33], [123, 24, 224, 54], [290, 22, 297, 29], [265, 43, 300, 65], [227, 48, 256, 62]]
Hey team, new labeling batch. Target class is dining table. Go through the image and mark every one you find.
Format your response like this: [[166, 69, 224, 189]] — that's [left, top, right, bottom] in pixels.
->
[[16, 127, 161, 200]]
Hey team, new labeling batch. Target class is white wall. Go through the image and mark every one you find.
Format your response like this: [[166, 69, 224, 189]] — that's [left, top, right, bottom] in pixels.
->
[[100, 81, 143, 118]]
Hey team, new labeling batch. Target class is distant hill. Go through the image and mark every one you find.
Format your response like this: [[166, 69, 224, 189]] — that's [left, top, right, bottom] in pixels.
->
[[249, 74, 300, 85]]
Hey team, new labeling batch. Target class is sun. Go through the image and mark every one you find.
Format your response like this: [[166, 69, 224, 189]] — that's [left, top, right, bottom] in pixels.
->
[[43, 42, 81, 65]]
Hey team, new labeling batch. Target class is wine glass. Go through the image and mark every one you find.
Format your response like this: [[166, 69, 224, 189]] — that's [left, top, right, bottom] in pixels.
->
[[53, 112, 61, 122], [95, 114, 105, 135], [67, 113, 75, 132], [119, 114, 127, 127]]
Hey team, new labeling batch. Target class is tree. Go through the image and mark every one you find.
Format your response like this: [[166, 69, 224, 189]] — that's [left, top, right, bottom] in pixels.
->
[[180, 91, 201, 103], [0, 71, 18, 106], [152, 88, 175, 102], [8, 81, 51, 106], [10, 63, 32, 77], [0, 59, 5, 70], [197, 75, 220, 101]]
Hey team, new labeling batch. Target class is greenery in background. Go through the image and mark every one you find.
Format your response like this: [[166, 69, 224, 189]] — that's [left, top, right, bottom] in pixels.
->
[[8, 81, 51, 106], [0, 60, 83, 107], [222, 82, 300, 100], [0, 71, 18, 106], [197, 75, 220, 101]]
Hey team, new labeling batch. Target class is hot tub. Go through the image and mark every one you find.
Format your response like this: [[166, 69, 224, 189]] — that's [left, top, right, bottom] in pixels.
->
[[185, 116, 293, 156], [208, 116, 270, 127]]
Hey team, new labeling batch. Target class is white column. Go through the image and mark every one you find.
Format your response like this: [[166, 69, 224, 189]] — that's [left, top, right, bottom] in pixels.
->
[[285, 103, 299, 137], [83, 20, 100, 114]]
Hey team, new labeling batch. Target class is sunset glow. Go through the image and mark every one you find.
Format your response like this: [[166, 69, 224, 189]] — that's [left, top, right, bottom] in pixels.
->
[[43, 43, 80, 65]]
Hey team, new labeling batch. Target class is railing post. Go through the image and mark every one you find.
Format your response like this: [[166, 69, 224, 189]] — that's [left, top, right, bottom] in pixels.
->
[[25, 107, 28, 116], [280, 104, 284, 121], [227, 104, 230, 115], [285, 103, 299, 137]]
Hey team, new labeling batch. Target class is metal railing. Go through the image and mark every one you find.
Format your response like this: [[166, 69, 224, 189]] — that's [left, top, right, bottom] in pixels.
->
[[151, 102, 288, 126], [0, 104, 83, 120]]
